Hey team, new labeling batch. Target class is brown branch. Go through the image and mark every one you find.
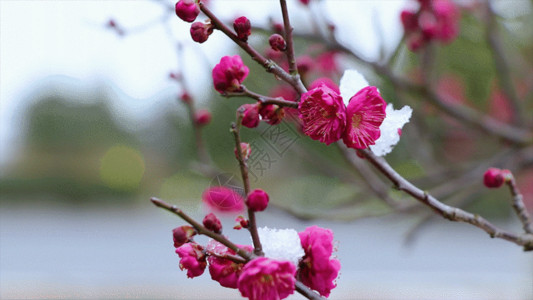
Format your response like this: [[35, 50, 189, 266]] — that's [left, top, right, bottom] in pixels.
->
[[199, 2, 306, 95], [279, 0, 298, 75], [506, 177, 533, 234], [231, 117, 263, 256], [295, 281, 326, 300], [357, 148, 533, 251], [222, 87, 298, 108], [150, 197, 254, 260]]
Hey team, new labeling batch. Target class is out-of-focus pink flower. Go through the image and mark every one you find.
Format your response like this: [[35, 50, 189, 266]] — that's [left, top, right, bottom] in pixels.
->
[[234, 16, 251, 41], [299, 84, 346, 145], [203, 213, 222, 233], [298, 0, 311, 6], [212, 55, 249, 93], [296, 55, 314, 75], [237, 257, 296, 300], [194, 109, 211, 126], [202, 186, 245, 212], [342, 86, 386, 149], [309, 77, 340, 94], [239, 103, 260, 128], [175, 242, 207, 278], [246, 189, 269, 212], [316, 51, 339, 75], [269, 34, 286, 52], [190, 21, 213, 43], [172, 225, 196, 248], [298, 226, 341, 297], [259, 104, 285, 125], [175, 0, 200, 23], [483, 168, 510, 188], [401, 0, 459, 51], [207, 240, 253, 289]]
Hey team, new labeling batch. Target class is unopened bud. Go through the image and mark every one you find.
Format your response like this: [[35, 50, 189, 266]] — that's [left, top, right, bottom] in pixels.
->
[[175, 0, 200, 23], [194, 109, 211, 126], [246, 189, 269, 212], [190, 21, 213, 44], [239, 103, 260, 128], [483, 168, 505, 188], [180, 91, 192, 104], [269, 34, 286, 52], [203, 213, 222, 233], [233, 16, 251, 42], [172, 225, 196, 248], [259, 104, 284, 125]]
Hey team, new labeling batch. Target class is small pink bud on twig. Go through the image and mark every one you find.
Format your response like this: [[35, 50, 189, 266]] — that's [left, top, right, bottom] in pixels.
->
[[190, 21, 214, 44], [246, 189, 270, 212], [172, 225, 196, 248], [203, 213, 222, 233], [233, 16, 251, 42], [194, 109, 212, 126], [269, 34, 287, 52], [175, 0, 200, 23]]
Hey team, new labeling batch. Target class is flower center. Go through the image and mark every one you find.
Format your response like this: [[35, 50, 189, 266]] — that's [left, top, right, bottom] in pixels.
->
[[352, 113, 362, 128]]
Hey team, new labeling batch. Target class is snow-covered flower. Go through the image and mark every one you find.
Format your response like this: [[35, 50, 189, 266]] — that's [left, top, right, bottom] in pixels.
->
[[369, 104, 412, 156], [257, 227, 304, 266]]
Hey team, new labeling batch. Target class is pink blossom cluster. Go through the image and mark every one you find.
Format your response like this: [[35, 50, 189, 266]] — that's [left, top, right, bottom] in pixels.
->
[[173, 223, 340, 299], [401, 0, 460, 51], [299, 83, 387, 149]]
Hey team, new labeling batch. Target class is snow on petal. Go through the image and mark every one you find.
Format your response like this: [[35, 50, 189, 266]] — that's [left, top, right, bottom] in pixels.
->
[[257, 227, 304, 266], [370, 104, 412, 156], [339, 69, 369, 106]]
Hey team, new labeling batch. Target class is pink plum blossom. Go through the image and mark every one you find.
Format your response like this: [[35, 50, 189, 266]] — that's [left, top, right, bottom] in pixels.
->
[[298, 84, 346, 145], [212, 55, 249, 93], [298, 226, 340, 297], [206, 240, 253, 289], [175, 242, 207, 278], [175, 0, 200, 23], [237, 257, 296, 300], [342, 86, 387, 149]]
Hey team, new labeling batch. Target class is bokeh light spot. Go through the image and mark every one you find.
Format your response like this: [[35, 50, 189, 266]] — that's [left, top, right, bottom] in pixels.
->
[[100, 145, 144, 191]]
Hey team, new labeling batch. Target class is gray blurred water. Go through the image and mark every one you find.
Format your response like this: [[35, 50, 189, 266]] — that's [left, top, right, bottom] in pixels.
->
[[1, 201, 532, 299]]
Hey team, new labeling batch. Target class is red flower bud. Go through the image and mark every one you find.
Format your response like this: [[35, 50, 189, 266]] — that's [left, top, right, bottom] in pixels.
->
[[172, 225, 196, 248], [234, 142, 252, 161], [203, 213, 222, 233], [239, 103, 260, 128], [190, 21, 213, 44], [246, 189, 269, 212], [259, 104, 284, 125], [269, 34, 286, 52], [194, 109, 211, 126], [233, 16, 251, 42], [483, 168, 505, 188], [175, 0, 200, 23], [212, 55, 249, 93], [180, 91, 192, 103]]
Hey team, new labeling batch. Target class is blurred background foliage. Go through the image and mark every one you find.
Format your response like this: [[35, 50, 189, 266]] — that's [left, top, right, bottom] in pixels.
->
[[1, 1, 532, 225]]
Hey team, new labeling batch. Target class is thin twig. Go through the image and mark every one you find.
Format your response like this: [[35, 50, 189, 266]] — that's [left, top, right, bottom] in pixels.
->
[[150, 197, 254, 260], [506, 177, 533, 234], [199, 2, 307, 95], [222, 87, 298, 108], [280, 0, 298, 75], [231, 117, 263, 256], [357, 149, 533, 251]]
